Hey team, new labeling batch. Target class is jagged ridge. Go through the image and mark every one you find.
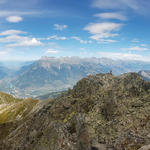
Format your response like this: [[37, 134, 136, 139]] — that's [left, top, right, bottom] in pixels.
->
[[1, 73, 150, 150]]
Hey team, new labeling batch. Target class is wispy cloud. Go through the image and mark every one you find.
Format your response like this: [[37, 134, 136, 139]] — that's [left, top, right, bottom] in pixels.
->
[[0, 29, 42, 47], [45, 48, 59, 54], [94, 12, 127, 21], [97, 39, 117, 43], [54, 24, 68, 31], [80, 48, 85, 50], [97, 52, 148, 61], [0, 30, 26, 36], [48, 35, 67, 40], [7, 38, 42, 47], [6, 16, 23, 23], [0, 35, 26, 43], [92, 0, 138, 10], [84, 22, 122, 42], [131, 38, 139, 43], [121, 46, 148, 51], [84, 22, 122, 35], [92, 0, 150, 15], [0, 10, 40, 17], [141, 44, 147, 47], [0, 50, 9, 57], [71, 36, 92, 44]]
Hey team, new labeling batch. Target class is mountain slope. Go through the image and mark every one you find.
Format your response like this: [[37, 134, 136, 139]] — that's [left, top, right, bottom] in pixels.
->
[[0, 92, 38, 124], [10, 57, 111, 97], [12, 57, 110, 88], [7, 57, 150, 98], [1, 73, 150, 149]]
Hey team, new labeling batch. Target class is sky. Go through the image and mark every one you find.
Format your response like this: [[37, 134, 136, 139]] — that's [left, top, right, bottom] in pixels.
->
[[0, 0, 150, 61]]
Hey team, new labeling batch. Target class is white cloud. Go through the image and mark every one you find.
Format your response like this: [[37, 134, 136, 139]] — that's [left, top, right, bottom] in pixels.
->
[[131, 38, 139, 43], [80, 48, 85, 50], [48, 35, 67, 40], [90, 33, 118, 40], [97, 52, 147, 61], [121, 46, 148, 51], [94, 12, 127, 21], [7, 38, 42, 47], [0, 35, 25, 43], [54, 24, 68, 31], [92, 0, 150, 15], [0, 10, 41, 18], [71, 36, 92, 44], [141, 44, 147, 47], [0, 30, 26, 36], [0, 29, 42, 47], [0, 50, 9, 57], [84, 22, 122, 34], [98, 39, 117, 43], [45, 49, 59, 54], [6, 16, 23, 23], [84, 22, 122, 42], [92, 0, 139, 10]]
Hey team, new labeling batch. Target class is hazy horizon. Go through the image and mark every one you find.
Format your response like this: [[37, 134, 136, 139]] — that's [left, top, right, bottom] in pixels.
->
[[1, 55, 150, 62]]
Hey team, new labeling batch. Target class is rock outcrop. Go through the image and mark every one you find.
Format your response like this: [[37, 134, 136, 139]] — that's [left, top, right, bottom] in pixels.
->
[[1, 73, 150, 149]]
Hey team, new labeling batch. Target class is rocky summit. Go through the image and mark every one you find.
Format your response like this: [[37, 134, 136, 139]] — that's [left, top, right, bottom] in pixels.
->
[[1, 73, 150, 150]]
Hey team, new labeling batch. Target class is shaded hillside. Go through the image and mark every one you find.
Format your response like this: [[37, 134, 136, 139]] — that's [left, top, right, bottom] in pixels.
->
[[1, 73, 150, 149], [0, 92, 38, 124]]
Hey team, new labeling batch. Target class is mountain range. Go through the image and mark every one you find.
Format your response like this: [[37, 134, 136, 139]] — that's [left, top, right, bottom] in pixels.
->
[[0, 63, 10, 80], [138, 70, 150, 81], [1, 56, 150, 98]]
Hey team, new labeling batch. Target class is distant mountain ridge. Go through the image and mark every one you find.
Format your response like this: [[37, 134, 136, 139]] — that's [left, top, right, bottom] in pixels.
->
[[139, 70, 150, 81], [1, 57, 150, 98], [0, 63, 10, 80], [9, 57, 111, 97], [0, 67, 7, 79]]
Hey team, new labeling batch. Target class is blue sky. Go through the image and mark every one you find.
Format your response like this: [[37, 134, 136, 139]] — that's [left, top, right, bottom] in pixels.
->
[[0, 0, 150, 61]]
